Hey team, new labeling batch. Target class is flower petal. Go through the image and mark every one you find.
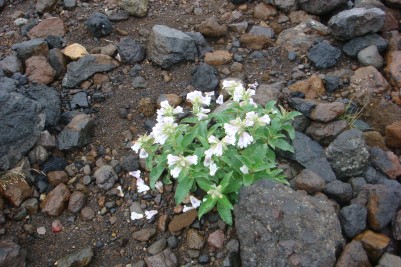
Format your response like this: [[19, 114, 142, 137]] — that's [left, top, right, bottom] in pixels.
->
[[129, 170, 141, 179], [145, 210, 158, 220], [190, 196, 202, 208], [216, 95, 224, 105], [130, 212, 144, 221]]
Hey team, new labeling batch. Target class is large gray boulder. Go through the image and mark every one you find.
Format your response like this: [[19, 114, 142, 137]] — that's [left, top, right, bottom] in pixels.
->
[[299, 0, 347, 15], [148, 25, 198, 69], [235, 180, 344, 267], [326, 129, 370, 179], [62, 54, 119, 88], [0, 92, 45, 171], [328, 7, 385, 40]]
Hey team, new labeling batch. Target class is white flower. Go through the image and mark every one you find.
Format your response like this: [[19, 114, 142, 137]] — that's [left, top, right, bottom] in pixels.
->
[[204, 91, 215, 97], [237, 131, 253, 148], [139, 149, 149, 159], [195, 107, 210, 121], [248, 82, 259, 90], [183, 196, 202, 212], [187, 91, 211, 106], [116, 186, 124, 197], [137, 177, 150, 193], [203, 155, 213, 167], [167, 154, 198, 178], [245, 112, 271, 127], [234, 88, 255, 103], [152, 117, 178, 145], [131, 134, 153, 158], [207, 184, 223, 199], [129, 170, 141, 179], [240, 165, 249, 174], [209, 163, 218, 176], [156, 100, 183, 122], [205, 135, 235, 158], [224, 117, 254, 148], [130, 212, 144, 221], [155, 181, 163, 192], [216, 95, 224, 105], [145, 210, 158, 220], [222, 80, 243, 96]]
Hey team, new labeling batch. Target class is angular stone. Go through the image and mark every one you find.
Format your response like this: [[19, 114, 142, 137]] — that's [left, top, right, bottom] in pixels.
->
[[307, 41, 342, 69], [197, 16, 227, 37], [355, 230, 390, 262], [63, 43, 89, 61], [191, 63, 218, 92], [306, 120, 348, 146], [0, 169, 32, 207], [377, 253, 401, 267], [204, 50, 232, 66], [234, 180, 344, 267], [326, 129, 370, 179], [55, 246, 93, 267], [249, 25, 275, 39], [364, 131, 386, 150], [68, 191, 86, 213], [228, 21, 248, 34], [288, 98, 317, 116], [132, 228, 157, 242], [47, 171, 68, 186], [12, 39, 49, 62], [207, 230, 224, 249], [35, 0, 57, 14], [186, 229, 205, 250], [80, 206, 95, 221], [116, 37, 146, 64], [358, 45, 384, 69], [40, 183, 70, 216], [310, 102, 345, 123], [148, 25, 197, 69], [370, 147, 401, 179], [148, 237, 167, 256], [288, 74, 325, 99], [27, 17, 65, 39], [254, 3, 277, 20], [144, 248, 177, 267], [49, 48, 67, 79], [94, 165, 118, 190], [299, 0, 347, 15], [385, 121, 401, 148], [0, 236, 27, 267], [0, 55, 22, 75], [324, 180, 353, 204], [168, 209, 197, 232], [328, 8, 385, 40], [253, 82, 285, 106], [25, 56, 55, 85], [339, 204, 367, 238], [335, 240, 371, 267], [274, 0, 299, 12], [62, 54, 120, 88], [119, 0, 148, 17], [294, 169, 326, 194], [343, 33, 388, 57], [385, 51, 401, 88], [85, 12, 112, 38], [239, 33, 272, 50], [58, 114, 94, 150]]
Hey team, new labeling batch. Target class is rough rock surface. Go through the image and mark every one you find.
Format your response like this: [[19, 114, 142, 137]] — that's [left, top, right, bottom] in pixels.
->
[[58, 114, 94, 150], [191, 63, 219, 92], [94, 165, 118, 190], [40, 183, 71, 216], [299, 0, 347, 15], [343, 33, 388, 57], [119, 0, 148, 17], [116, 37, 146, 64], [55, 246, 93, 267], [234, 180, 344, 267], [0, 236, 27, 267], [307, 41, 342, 69], [85, 12, 112, 38]]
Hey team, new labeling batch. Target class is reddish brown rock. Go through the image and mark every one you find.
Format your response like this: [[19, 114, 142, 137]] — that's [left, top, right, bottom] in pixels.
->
[[306, 120, 348, 146], [168, 209, 197, 232], [197, 16, 227, 37], [310, 102, 345, 123], [355, 230, 390, 262], [288, 74, 325, 99], [158, 214, 168, 232], [93, 73, 109, 85], [289, 10, 315, 23], [385, 121, 401, 148], [132, 228, 157, 242], [0, 175, 32, 207], [294, 169, 326, 194], [240, 33, 273, 50], [138, 97, 156, 117], [157, 94, 182, 108], [370, 148, 401, 179], [364, 131, 387, 150], [47, 171, 69, 186], [350, 66, 390, 105], [186, 229, 205, 250], [204, 50, 232, 66], [40, 183, 70, 216], [254, 3, 277, 20], [363, 99, 401, 135], [145, 248, 177, 267], [25, 56, 56, 85], [80, 206, 95, 221], [68, 191, 86, 213], [207, 229, 224, 249], [385, 51, 401, 88], [335, 240, 371, 267], [27, 17, 65, 39]]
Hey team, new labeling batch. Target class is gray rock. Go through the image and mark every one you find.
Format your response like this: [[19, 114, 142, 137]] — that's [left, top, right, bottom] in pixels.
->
[[0, 92, 45, 171], [94, 165, 118, 190], [307, 41, 342, 69], [62, 54, 119, 88], [365, 166, 387, 184], [0, 0, 5, 11], [144, 248, 178, 267], [393, 210, 401, 240], [132, 228, 157, 242], [70, 92, 89, 109], [324, 180, 353, 204], [0, 55, 22, 75], [349, 177, 367, 198], [328, 7, 385, 40], [28, 146, 48, 165], [338, 204, 367, 238], [184, 32, 212, 58], [147, 237, 167, 255], [343, 33, 388, 57], [116, 37, 146, 64], [85, 13, 112, 38], [336, 240, 371, 267], [282, 132, 336, 183], [326, 129, 370, 179], [35, 0, 57, 14], [19, 84, 60, 128], [377, 253, 401, 267], [293, 169, 326, 194], [234, 180, 344, 267], [45, 35, 65, 50], [253, 82, 285, 106], [120, 154, 139, 171], [191, 63, 218, 92], [288, 98, 316, 116], [357, 45, 384, 69], [48, 48, 67, 79], [0, 76, 18, 93], [299, 0, 347, 15], [324, 75, 340, 93], [64, 0, 76, 10], [108, 10, 130, 22], [12, 39, 49, 62], [148, 25, 197, 69], [36, 130, 57, 149], [132, 76, 147, 89], [119, 0, 148, 17], [0, 236, 27, 267], [370, 147, 401, 179], [292, 114, 310, 132], [68, 191, 86, 213], [306, 120, 348, 146], [55, 246, 93, 267], [249, 25, 275, 39], [273, 0, 299, 12], [58, 114, 94, 150]]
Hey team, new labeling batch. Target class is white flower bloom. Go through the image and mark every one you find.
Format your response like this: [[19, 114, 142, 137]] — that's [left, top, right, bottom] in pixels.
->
[[238, 131, 254, 148], [222, 80, 243, 96], [116, 186, 124, 197], [139, 149, 149, 159], [187, 91, 211, 106], [209, 162, 218, 176], [145, 210, 158, 220], [207, 184, 223, 199], [167, 154, 198, 178], [137, 177, 150, 193], [156, 101, 183, 122], [129, 170, 141, 179], [248, 82, 259, 90], [152, 117, 178, 145], [203, 155, 213, 167], [183, 196, 202, 212], [131, 134, 154, 156], [216, 95, 224, 105], [245, 112, 271, 127], [240, 165, 249, 174], [183, 205, 194, 213], [204, 91, 215, 97], [224, 117, 254, 147], [155, 181, 163, 192], [195, 107, 210, 121], [130, 212, 144, 221]]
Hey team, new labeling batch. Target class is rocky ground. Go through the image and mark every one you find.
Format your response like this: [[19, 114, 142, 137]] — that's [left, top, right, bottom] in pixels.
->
[[1, 0, 401, 266]]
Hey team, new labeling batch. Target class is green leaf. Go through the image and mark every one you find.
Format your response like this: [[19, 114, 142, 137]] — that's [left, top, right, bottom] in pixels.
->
[[198, 196, 217, 219], [181, 127, 198, 150], [282, 124, 295, 140], [220, 171, 233, 190], [198, 120, 209, 139], [274, 139, 294, 153], [223, 178, 242, 194], [180, 117, 198, 124], [149, 159, 166, 188], [243, 174, 254, 186], [221, 155, 242, 173], [175, 177, 194, 204], [218, 195, 234, 210], [217, 201, 233, 225], [265, 100, 276, 112], [196, 177, 213, 192]]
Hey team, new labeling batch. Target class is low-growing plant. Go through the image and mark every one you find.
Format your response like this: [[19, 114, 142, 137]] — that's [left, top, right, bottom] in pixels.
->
[[131, 80, 300, 225]]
